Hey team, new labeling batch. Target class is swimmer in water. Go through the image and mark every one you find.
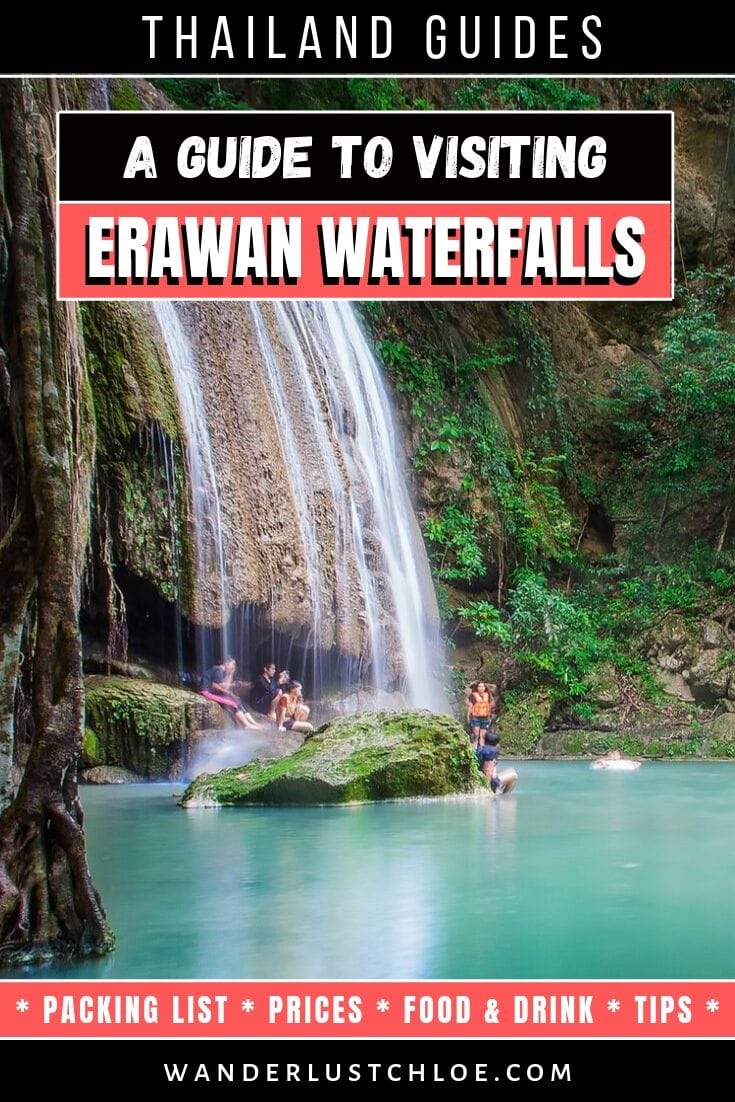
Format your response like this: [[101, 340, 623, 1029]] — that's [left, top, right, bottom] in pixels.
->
[[591, 749, 641, 771]]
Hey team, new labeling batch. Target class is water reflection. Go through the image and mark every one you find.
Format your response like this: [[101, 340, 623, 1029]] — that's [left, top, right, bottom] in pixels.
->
[[10, 763, 735, 980]]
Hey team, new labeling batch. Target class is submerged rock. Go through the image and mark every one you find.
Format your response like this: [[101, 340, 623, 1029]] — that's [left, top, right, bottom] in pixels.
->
[[181, 711, 483, 807]]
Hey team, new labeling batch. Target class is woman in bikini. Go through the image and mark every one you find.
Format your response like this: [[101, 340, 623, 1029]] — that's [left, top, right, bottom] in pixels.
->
[[275, 681, 314, 734]]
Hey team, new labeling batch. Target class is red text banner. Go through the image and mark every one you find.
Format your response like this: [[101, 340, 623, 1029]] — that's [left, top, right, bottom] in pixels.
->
[[58, 202, 672, 301], [1, 981, 732, 1038]]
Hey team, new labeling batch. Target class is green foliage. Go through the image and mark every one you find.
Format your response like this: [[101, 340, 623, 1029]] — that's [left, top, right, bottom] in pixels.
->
[[108, 80, 143, 111], [506, 304, 562, 420], [603, 270, 735, 547], [347, 78, 407, 111], [637, 80, 733, 112], [454, 81, 491, 109], [496, 452, 574, 564], [453, 78, 599, 111], [371, 315, 576, 580], [456, 601, 511, 645], [369, 270, 735, 727], [425, 507, 486, 582], [495, 79, 599, 111], [153, 79, 249, 110], [378, 338, 446, 418], [508, 569, 610, 695]]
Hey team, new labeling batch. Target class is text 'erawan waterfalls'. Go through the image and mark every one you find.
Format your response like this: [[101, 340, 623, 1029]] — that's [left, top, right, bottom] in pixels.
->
[[154, 298, 447, 714]]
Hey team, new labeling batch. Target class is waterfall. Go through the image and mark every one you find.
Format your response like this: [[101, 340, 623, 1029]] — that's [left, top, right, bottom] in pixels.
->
[[250, 302, 447, 713], [152, 302, 230, 671], [103, 83, 445, 708], [152, 297, 445, 711]]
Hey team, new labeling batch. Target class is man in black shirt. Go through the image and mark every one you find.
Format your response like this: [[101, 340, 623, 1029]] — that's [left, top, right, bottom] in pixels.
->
[[251, 662, 281, 717]]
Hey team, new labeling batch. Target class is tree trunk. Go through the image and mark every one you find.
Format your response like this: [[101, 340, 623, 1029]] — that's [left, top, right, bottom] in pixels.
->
[[0, 513, 35, 809], [0, 79, 114, 965]]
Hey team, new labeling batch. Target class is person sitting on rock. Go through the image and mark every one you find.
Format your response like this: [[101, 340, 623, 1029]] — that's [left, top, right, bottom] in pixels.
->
[[267, 669, 291, 720], [201, 657, 261, 730], [276, 681, 314, 734], [251, 662, 282, 717]]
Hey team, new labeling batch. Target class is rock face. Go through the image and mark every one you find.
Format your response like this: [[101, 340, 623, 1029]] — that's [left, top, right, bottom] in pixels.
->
[[84, 676, 225, 779], [496, 690, 552, 755], [181, 711, 483, 807], [649, 615, 734, 704], [81, 766, 144, 785]]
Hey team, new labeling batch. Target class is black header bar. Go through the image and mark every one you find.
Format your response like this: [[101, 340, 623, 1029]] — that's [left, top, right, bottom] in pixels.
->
[[4, 12, 735, 76], [58, 112, 673, 204]]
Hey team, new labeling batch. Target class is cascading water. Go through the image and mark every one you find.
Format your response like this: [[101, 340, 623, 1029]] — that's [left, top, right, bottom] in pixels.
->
[[103, 85, 444, 709], [152, 301, 230, 671], [249, 302, 447, 713], [151, 298, 445, 709], [322, 303, 446, 712]]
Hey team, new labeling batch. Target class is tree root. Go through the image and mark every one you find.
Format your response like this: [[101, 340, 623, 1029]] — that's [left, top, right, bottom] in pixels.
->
[[0, 796, 115, 967]]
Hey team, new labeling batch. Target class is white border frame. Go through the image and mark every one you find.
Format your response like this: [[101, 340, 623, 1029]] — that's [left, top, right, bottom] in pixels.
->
[[55, 109, 676, 304]]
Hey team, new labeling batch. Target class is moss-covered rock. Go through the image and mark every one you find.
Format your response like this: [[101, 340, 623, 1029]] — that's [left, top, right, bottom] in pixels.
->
[[704, 713, 735, 757], [82, 728, 103, 767], [85, 676, 225, 779], [538, 719, 735, 759], [108, 79, 144, 112], [182, 711, 484, 807], [83, 302, 196, 609], [496, 689, 552, 755], [84, 303, 182, 445], [539, 728, 675, 758]]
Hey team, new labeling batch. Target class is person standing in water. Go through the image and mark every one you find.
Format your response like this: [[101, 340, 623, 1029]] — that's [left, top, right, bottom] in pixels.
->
[[200, 657, 262, 730], [467, 681, 494, 748], [468, 681, 508, 792]]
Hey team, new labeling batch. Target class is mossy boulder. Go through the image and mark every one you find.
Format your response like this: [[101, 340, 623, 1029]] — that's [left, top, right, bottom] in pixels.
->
[[182, 711, 484, 807], [85, 676, 225, 779], [538, 722, 735, 759], [82, 727, 104, 767], [496, 689, 552, 755], [703, 713, 735, 757]]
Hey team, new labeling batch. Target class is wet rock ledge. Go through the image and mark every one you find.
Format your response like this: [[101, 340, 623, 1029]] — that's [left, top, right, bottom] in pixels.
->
[[181, 711, 483, 807]]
